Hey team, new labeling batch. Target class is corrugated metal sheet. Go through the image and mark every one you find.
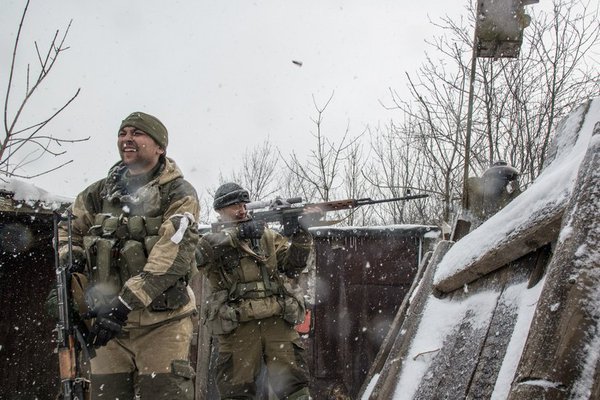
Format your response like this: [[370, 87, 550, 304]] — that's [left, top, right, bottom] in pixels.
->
[[307, 226, 439, 398]]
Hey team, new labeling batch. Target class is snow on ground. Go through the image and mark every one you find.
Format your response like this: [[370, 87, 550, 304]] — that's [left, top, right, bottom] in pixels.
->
[[434, 97, 600, 284]]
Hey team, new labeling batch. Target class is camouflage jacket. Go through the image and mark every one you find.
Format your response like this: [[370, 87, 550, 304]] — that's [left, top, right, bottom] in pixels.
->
[[197, 226, 312, 328], [198, 227, 311, 290], [58, 157, 200, 326]]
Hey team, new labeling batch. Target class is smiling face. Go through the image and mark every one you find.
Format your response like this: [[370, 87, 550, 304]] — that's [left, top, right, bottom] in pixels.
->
[[117, 126, 165, 175]]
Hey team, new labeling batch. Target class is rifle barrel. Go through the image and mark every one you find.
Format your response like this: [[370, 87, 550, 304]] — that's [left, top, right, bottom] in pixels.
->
[[356, 193, 429, 206]]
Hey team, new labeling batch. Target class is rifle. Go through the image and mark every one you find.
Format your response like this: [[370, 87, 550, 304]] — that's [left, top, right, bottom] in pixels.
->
[[212, 194, 428, 236], [53, 210, 93, 400]]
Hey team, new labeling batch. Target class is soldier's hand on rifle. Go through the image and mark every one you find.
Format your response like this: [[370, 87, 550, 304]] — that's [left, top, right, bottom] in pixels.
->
[[298, 206, 323, 231], [85, 297, 130, 348], [238, 219, 266, 240]]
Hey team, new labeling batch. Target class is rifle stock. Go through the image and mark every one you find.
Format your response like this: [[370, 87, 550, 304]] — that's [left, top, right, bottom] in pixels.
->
[[53, 211, 92, 400], [211, 193, 428, 235]]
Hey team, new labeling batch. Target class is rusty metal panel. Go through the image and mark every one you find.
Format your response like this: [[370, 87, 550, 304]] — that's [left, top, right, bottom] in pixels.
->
[[308, 226, 438, 399], [475, 0, 538, 58], [0, 212, 59, 399]]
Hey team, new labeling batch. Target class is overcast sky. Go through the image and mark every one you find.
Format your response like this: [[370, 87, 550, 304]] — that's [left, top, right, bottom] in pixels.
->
[[2, 0, 470, 200]]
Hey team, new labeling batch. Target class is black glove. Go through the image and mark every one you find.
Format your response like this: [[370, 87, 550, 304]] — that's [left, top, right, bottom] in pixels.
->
[[85, 297, 130, 348], [238, 220, 265, 240]]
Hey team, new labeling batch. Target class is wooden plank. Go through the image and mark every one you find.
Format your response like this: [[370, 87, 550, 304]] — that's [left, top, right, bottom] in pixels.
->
[[413, 309, 496, 400], [356, 251, 432, 398], [412, 255, 527, 399], [367, 240, 454, 399], [434, 207, 563, 294], [507, 122, 600, 399], [191, 274, 213, 400], [0, 192, 65, 214], [466, 247, 548, 399]]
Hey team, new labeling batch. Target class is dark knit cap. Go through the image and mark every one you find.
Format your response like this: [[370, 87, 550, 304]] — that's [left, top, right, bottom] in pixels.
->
[[119, 111, 168, 149], [213, 183, 250, 210]]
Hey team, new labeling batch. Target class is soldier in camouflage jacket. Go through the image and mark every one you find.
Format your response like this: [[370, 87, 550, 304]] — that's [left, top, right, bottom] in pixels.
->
[[196, 183, 316, 400], [56, 112, 199, 399]]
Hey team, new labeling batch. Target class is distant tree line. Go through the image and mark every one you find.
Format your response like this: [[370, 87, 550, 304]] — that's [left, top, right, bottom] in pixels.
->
[[2, 1, 597, 229], [207, 0, 599, 228]]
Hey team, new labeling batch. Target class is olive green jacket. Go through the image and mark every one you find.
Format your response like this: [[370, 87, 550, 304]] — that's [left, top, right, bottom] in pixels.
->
[[198, 227, 311, 292], [58, 157, 200, 326], [197, 225, 312, 331]]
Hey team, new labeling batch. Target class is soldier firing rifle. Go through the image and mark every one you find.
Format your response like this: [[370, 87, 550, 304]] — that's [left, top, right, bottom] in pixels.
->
[[212, 193, 429, 235]]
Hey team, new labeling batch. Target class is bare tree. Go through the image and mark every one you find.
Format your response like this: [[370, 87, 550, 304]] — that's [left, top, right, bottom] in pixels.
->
[[500, 0, 599, 179], [449, 0, 599, 185], [377, 0, 599, 225], [1, 0, 88, 181], [282, 92, 363, 203], [364, 121, 437, 225], [229, 138, 280, 201], [340, 139, 369, 226], [197, 194, 215, 226], [383, 58, 470, 223]]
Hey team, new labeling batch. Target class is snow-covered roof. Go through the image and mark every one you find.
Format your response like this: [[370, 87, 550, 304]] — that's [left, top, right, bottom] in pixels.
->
[[0, 177, 72, 213]]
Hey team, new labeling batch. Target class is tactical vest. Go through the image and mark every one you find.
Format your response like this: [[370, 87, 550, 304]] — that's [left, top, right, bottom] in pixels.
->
[[82, 180, 190, 311], [202, 230, 306, 335]]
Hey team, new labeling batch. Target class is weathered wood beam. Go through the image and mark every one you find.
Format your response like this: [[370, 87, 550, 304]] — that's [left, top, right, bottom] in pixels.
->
[[434, 206, 563, 294], [357, 251, 432, 398], [368, 241, 454, 399], [507, 122, 600, 399]]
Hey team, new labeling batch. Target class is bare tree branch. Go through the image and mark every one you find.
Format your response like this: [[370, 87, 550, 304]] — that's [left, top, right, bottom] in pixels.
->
[[1, 2, 87, 180]]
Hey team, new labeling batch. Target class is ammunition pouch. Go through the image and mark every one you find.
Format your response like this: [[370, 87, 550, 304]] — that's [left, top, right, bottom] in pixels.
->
[[118, 240, 146, 282], [58, 246, 87, 273], [45, 273, 89, 323], [71, 272, 91, 329], [83, 215, 163, 287], [236, 297, 282, 322], [280, 280, 306, 325], [204, 290, 239, 335], [280, 296, 306, 325], [95, 238, 120, 286], [149, 279, 190, 311], [233, 281, 274, 299], [127, 215, 147, 241], [204, 287, 292, 336]]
